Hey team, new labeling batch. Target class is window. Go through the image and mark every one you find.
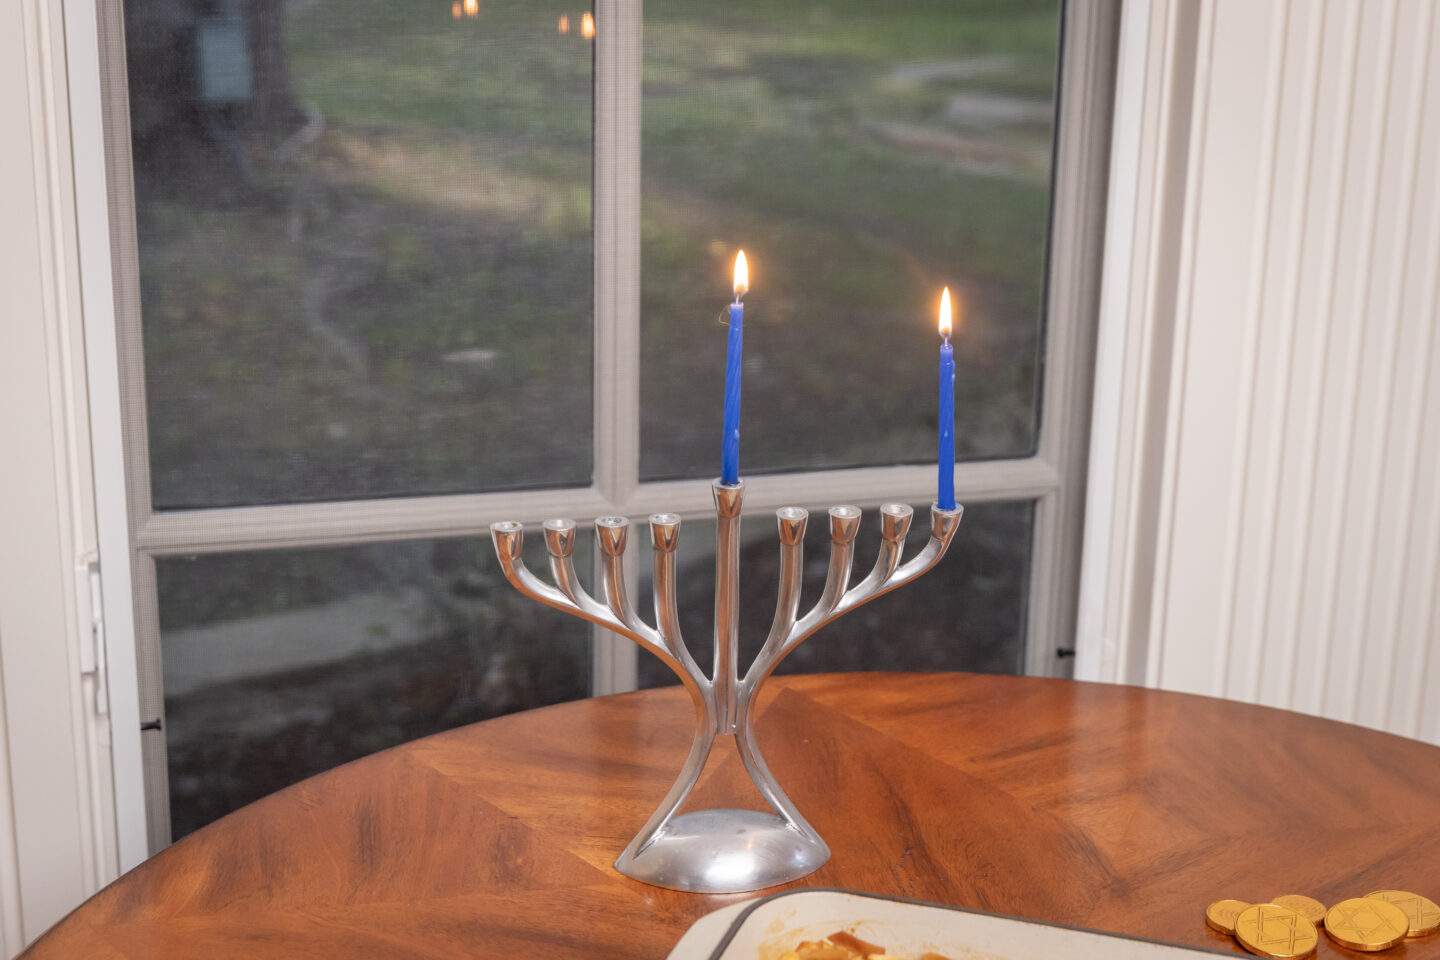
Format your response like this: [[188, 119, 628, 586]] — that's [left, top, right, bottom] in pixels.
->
[[96, 0, 1115, 848]]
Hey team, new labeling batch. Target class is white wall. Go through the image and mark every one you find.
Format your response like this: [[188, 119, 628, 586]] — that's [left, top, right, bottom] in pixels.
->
[[1081, 0, 1440, 744]]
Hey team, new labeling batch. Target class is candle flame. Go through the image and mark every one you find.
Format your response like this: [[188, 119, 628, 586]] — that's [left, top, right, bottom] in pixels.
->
[[733, 250, 749, 298], [558, 13, 569, 32], [581, 11, 595, 38], [939, 287, 952, 339]]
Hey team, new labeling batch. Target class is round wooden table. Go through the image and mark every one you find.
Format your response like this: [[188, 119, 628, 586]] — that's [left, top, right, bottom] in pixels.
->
[[23, 674, 1440, 958]]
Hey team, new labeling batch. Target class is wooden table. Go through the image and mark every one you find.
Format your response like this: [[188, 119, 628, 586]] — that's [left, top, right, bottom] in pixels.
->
[[24, 673, 1440, 958]]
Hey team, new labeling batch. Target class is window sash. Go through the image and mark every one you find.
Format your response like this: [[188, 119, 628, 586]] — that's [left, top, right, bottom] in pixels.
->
[[86, 0, 1118, 854]]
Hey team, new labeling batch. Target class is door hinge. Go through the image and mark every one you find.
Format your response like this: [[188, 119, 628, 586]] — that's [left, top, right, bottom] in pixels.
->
[[75, 553, 109, 716]]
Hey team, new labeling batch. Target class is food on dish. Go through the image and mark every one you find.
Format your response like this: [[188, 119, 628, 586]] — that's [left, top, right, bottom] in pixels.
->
[[775, 933, 953, 960]]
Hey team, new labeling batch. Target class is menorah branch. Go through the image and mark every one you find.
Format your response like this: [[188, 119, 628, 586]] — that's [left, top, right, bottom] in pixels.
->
[[712, 481, 743, 733]]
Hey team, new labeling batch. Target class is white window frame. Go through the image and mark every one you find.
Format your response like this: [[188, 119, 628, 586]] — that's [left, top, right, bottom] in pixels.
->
[[73, 0, 1120, 863]]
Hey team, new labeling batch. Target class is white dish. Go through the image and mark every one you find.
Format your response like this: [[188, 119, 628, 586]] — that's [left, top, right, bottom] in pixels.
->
[[668, 900, 755, 960], [669, 889, 1231, 960]]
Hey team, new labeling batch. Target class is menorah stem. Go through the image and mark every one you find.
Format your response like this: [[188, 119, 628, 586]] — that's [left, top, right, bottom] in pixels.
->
[[712, 480, 744, 734], [733, 681, 824, 852], [619, 690, 716, 864]]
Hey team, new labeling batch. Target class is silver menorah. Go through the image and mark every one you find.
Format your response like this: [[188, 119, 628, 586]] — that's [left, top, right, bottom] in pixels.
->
[[489, 478, 963, 894]]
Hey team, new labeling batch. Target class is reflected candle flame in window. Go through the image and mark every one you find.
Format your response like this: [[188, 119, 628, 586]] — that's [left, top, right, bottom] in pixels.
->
[[451, 1, 461, 18], [581, 11, 594, 39], [558, 14, 569, 33], [464, 0, 478, 16]]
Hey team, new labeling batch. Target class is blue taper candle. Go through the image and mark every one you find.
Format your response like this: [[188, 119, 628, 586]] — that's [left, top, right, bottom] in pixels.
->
[[720, 250, 748, 485], [938, 287, 956, 510]]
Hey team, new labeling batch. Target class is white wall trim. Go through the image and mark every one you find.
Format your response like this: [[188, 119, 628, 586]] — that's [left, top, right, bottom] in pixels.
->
[[1074, 0, 1149, 682], [0, 674, 23, 958], [1075, 0, 1202, 685], [61, 0, 147, 872], [1, 0, 127, 945]]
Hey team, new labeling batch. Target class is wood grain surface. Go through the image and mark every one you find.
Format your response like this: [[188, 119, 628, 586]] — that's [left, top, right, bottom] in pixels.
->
[[22, 673, 1440, 959]]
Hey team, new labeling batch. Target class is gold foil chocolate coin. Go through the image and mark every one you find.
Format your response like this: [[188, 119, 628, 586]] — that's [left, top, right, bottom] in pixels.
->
[[1363, 890, 1440, 938], [1234, 903, 1318, 959], [1272, 895, 1327, 928], [1323, 897, 1409, 951], [1205, 899, 1252, 936]]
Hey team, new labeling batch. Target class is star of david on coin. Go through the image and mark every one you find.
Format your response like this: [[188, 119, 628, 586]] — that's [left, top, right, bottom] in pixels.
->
[[1234, 903, 1318, 959], [1364, 890, 1440, 938], [1324, 897, 1410, 951]]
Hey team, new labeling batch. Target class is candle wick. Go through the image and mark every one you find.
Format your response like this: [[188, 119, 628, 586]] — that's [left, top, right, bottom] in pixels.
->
[[942, 333, 950, 346]]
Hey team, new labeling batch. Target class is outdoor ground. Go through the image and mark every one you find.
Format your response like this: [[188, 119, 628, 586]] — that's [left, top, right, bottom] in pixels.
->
[[136, 0, 1059, 505]]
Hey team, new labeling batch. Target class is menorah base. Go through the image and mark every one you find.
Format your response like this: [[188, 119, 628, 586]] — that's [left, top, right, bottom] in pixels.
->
[[613, 808, 830, 893]]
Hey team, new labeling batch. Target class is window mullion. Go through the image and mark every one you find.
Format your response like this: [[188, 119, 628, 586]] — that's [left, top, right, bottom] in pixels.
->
[[590, 0, 642, 693], [131, 457, 1060, 558], [624, 458, 1060, 518], [592, 0, 642, 507]]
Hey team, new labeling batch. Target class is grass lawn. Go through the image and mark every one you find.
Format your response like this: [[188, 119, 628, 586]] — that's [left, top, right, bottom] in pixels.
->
[[636, 0, 1059, 476], [135, 0, 1060, 506]]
